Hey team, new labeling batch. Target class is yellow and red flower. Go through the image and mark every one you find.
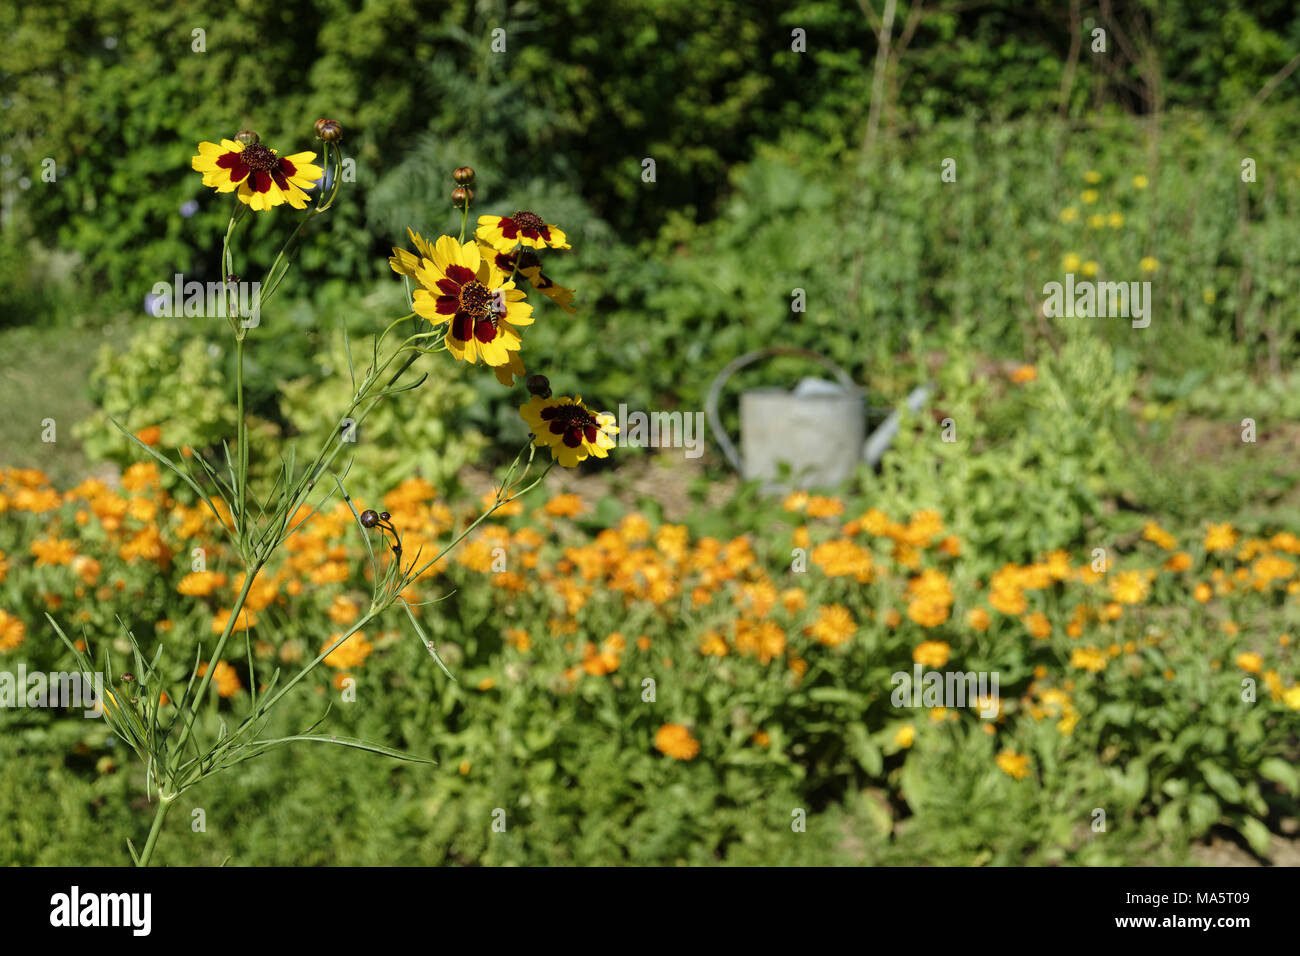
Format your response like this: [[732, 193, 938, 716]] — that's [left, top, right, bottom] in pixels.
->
[[191, 139, 322, 212], [482, 245, 577, 314], [407, 235, 534, 373], [519, 394, 618, 468], [476, 211, 570, 252]]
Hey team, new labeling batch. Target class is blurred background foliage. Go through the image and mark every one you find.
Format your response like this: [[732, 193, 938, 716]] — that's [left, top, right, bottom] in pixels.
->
[[3, 0, 1300, 868], [1, 0, 1298, 499]]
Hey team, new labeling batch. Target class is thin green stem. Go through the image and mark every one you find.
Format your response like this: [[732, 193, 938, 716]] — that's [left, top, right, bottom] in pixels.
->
[[136, 795, 173, 867]]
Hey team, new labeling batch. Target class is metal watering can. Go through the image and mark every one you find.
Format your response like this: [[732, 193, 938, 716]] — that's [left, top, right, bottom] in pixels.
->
[[705, 347, 931, 492]]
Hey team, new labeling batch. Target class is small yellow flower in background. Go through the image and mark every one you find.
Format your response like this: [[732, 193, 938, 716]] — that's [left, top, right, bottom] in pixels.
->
[[1193, 582, 1213, 602], [1132, 174, 1149, 189], [894, 725, 915, 749], [1164, 551, 1192, 572], [196, 660, 242, 698], [913, 640, 950, 668], [0, 610, 26, 651], [177, 570, 227, 597], [1204, 523, 1237, 552], [1061, 252, 1082, 272], [1059, 206, 1079, 223], [806, 495, 845, 518], [520, 394, 618, 468], [31, 537, 77, 567], [1142, 520, 1176, 550], [191, 137, 323, 212], [1202, 288, 1216, 305], [654, 723, 700, 760], [1087, 213, 1105, 229], [542, 493, 584, 517], [1109, 570, 1149, 605], [1081, 189, 1099, 204], [699, 629, 728, 657], [1024, 612, 1051, 640], [1236, 652, 1262, 674], [1139, 256, 1159, 273], [458, 760, 471, 775], [996, 749, 1030, 780], [1070, 647, 1107, 672], [1284, 686, 1300, 711], [1084, 170, 1101, 184], [1081, 260, 1098, 276], [967, 607, 991, 632], [134, 425, 162, 447], [928, 706, 947, 723], [807, 604, 856, 647], [782, 491, 809, 513], [476, 677, 496, 691], [322, 631, 373, 670], [1010, 364, 1037, 385], [752, 730, 771, 748], [1107, 211, 1124, 228], [476, 210, 570, 252]]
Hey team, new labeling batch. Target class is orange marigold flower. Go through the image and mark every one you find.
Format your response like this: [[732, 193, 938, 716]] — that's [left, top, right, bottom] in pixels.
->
[[197, 661, 242, 698], [996, 749, 1031, 779], [967, 607, 991, 631], [806, 604, 856, 647], [1235, 652, 1262, 674], [1009, 364, 1037, 384], [654, 723, 700, 761], [134, 425, 163, 447], [1204, 522, 1238, 553], [1023, 611, 1051, 640], [0, 610, 26, 651], [322, 631, 373, 670], [1109, 569, 1149, 605], [31, 537, 77, 567], [912, 640, 950, 668]]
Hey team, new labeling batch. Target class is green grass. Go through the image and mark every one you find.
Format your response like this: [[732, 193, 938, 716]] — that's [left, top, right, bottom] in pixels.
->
[[0, 323, 130, 487]]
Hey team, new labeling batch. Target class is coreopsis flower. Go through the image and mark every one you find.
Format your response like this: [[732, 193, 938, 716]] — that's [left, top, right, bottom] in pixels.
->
[[476, 210, 570, 252], [519, 394, 618, 467], [191, 138, 323, 211], [484, 245, 576, 313], [407, 235, 534, 374]]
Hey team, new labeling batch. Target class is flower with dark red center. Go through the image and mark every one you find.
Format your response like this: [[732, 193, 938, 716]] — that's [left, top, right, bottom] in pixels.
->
[[191, 137, 324, 212], [519, 394, 618, 468], [475, 210, 570, 253], [406, 234, 534, 372], [485, 244, 577, 314]]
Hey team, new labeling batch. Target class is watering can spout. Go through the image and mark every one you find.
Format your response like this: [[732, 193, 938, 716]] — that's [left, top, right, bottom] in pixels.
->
[[862, 383, 932, 468], [705, 347, 931, 492]]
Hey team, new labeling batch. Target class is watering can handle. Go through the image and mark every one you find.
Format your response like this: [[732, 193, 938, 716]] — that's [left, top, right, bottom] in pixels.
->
[[704, 347, 859, 473]]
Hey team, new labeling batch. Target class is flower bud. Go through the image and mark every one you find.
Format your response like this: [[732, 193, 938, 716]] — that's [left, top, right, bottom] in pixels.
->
[[453, 166, 475, 185], [451, 186, 474, 208], [236, 130, 260, 146], [379, 511, 391, 522], [121, 673, 135, 683], [526, 374, 551, 398], [314, 118, 343, 143], [360, 509, 379, 528]]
